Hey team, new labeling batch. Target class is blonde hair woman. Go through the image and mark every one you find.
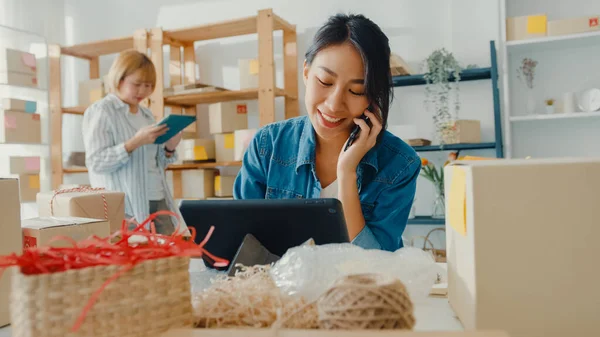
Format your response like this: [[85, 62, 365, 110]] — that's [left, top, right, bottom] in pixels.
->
[[82, 49, 183, 235]]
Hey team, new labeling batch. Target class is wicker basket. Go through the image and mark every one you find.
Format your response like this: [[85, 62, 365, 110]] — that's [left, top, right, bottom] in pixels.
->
[[10, 256, 194, 337]]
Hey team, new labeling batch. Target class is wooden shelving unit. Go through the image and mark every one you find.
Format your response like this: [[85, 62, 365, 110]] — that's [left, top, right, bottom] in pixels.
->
[[49, 29, 148, 189], [49, 9, 298, 199]]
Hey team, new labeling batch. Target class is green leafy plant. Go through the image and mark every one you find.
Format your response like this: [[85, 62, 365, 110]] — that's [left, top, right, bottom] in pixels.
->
[[422, 48, 462, 145]]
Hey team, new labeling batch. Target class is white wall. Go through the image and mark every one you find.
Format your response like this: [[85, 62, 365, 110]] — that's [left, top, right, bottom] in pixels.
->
[[60, 0, 502, 249]]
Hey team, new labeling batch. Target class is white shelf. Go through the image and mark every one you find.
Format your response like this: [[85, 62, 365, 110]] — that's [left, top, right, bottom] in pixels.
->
[[506, 30, 600, 54], [0, 143, 50, 156], [510, 111, 600, 122]]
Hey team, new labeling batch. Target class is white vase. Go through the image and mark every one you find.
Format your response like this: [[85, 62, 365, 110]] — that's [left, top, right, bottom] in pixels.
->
[[545, 105, 555, 114]]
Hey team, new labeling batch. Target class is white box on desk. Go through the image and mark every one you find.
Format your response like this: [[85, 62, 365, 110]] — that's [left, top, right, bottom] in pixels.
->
[[444, 157, 600, 337]]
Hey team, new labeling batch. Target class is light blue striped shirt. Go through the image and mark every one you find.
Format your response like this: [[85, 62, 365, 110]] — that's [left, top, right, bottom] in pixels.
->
[[82, 94, 187, 233]]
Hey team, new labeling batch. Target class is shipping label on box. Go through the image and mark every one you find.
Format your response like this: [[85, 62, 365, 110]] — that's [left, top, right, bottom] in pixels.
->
[[1, 98, 37, 113], [0, 71, 37, 87], [234, 129, 257, 161], [37, 189, 125, 235], [444, 157, 600, 337], [179, 139, 216, 161], [0, 178, 23, 326], [548, 16, 600, 36], [215, 133, 235, 162], [22, 217, 110, 248], [209, 102, 248, 134], [0, 110, 41, 143], [181, 169, 216, 199], [214, 175, 235, 197], [0, 48, 37, 75], [78, 78, 105, 106], [506, 14, 547, 41]]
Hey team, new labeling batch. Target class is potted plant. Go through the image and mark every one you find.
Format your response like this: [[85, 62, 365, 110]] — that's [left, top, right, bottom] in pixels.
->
[[545, 99, 555, 114], [517, 57, 538, 115], [423, 49, 462, 145]]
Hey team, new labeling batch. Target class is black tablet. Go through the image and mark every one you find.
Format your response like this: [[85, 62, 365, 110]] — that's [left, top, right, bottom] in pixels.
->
[[179, 198, 349, 262]]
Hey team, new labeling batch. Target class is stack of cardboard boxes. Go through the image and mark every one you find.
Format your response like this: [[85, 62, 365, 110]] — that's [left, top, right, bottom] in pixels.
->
[[0, 156, 41, 202]]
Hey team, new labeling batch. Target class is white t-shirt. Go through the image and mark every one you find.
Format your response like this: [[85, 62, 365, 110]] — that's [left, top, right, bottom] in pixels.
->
[[127, 110, 165, 201], [320, 179, 338, 199]]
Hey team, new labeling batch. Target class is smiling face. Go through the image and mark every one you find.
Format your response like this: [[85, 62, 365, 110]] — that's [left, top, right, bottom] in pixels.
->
[[117, 69, 154, 106], [303, 42, 370, 143]]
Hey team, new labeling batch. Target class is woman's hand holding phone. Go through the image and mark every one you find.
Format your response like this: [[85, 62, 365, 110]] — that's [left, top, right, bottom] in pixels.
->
[[337, 108, 382, 177]]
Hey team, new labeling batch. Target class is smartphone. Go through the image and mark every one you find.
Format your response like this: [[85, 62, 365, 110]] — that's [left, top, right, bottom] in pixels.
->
[[343, 106, 374, 152]]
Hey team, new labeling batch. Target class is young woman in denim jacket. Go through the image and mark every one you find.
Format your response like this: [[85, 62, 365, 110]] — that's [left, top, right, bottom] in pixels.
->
[[234, 14, 421, 252]]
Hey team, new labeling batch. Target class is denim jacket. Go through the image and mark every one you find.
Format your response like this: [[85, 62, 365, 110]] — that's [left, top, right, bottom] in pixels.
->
[[233, 116, 420, 251]]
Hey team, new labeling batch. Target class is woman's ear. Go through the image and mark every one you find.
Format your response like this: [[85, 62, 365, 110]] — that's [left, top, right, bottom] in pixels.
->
[[302, 59, 309, 85]]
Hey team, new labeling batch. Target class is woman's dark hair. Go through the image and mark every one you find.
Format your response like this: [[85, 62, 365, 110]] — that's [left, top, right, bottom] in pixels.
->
[[305, 13, 393, 141]]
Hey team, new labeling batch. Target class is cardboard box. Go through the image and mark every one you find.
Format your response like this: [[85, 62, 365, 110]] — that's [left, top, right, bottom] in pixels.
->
[[0, 71, 37, 87], [215, 175, 235, 197], [0, 179, 23, 327], [78, 78, 105, 106], [239, 58, 259, 89], [0, 48, 37, 75], [215, 133, 235, 162], [181, 169, 215, 199], [442, 120, 480, 144], [506, 14, 547, 41], [444, 157, 600, 337], [234, 129, 257, 161], [0, 156, 40, 175], [162, 329, 511, 337], [18, 174, 40, 202], [209, 102, 248, 134], [179, 139, 216, 162], [1, 98, 36, 113], [22, 217, 110, 248], [37, 190, 125, 235], [548, 16, 600, 36], [0, 110, 41, 143]]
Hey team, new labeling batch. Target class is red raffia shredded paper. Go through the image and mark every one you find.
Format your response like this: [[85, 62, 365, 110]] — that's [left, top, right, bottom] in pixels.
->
[[0, 210, 229, 332]]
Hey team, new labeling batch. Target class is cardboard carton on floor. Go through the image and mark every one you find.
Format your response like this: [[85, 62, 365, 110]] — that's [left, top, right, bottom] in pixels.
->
[[209, 102, 248, 134], [181, 169, 215, 199], [0, 110, 41, 143], [0, 156, 40, 175], [506, 14, 547, 41], [548, 16, 600, 36], [0, 178, 23, 327], [1, 98, 37, 113], [215, 133, 235, 162], [0, 71, 37, 87], [0, 48, 37, 75], [444, 157, 600, 337], [37, 189, 125, 235], [179, 139, 216, 162], [234, 129, 257, 161], [22, 217, 110, 249], [214, 175, 235, 197], [78, 78, 105, 106]]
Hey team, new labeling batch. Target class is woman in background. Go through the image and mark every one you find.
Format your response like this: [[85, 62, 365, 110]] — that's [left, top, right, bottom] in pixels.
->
[[82, 49, 183, 235], [234, 14, 420, 251]]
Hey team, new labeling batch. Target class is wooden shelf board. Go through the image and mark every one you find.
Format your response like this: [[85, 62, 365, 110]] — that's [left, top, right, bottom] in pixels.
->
[[61, 36, 134, 59], [165, 16, 258, 43], [510, 111, 600, 122], [167, 162, 242, 170], [63, 167, 88, 174], [164, 88, 288, 106], [62, 106, 86, 115], [273, 13, 295, 32]]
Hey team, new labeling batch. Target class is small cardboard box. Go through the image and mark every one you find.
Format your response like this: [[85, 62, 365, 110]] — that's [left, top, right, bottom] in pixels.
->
[[78, 78, 105, 106], [215, 133, 235, 162], [209, 102, 248, 134], [0, 156, 40, 175], [443, 120, 480, 144], [444, 157, 600, 337], [18, 174, 40, 202], [0, 48, 37, 75], [548, 16, 600, 36], [0, 110, 41, 143], [239, 58, 259, 89], [179, 139, 216, 162], [37, 190, 125, 235], [22, 217, 110, 249], [0, 71, 37, 87], [506, 14, 547, 41], [0, 178, 23, 327], [181, 169, 215, 199], [234, 129, 257, 161], [215, 175, 235, 197], [1, 98, 36, 113]]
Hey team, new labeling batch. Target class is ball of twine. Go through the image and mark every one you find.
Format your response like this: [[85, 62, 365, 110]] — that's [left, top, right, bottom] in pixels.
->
[[317, 273, 416, 330]]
